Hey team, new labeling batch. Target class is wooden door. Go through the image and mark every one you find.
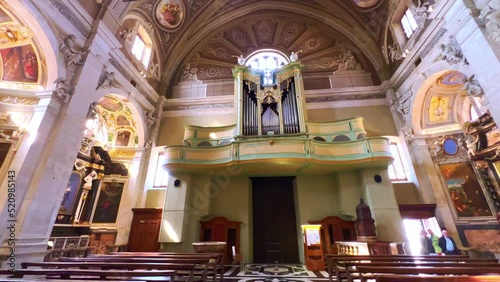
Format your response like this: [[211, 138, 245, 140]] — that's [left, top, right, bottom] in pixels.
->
[[128, 208, 162, 252], [252, 177, 299, 263]]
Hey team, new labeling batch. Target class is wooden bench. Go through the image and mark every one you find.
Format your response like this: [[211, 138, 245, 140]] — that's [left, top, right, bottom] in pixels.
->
[[21, 261, 202, 282], [326, 255, 497, 282], [375, 275, 500, 282], [62, 256, 215, 282], [356, 266, 500, 282], [341, 261, 500, 282], [0, 269, 176, 281], [104, 252, 225, 282]]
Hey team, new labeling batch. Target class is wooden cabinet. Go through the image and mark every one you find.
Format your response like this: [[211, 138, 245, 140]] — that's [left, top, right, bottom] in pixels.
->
[[200, 217, 241, 264], [302, 225, 324, 271], [128, 208, 162, 252], [309, 216, 355, 254]]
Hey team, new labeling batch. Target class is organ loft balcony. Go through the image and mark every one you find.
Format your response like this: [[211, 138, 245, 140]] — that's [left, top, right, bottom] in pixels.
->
[[163, 56, 393, 175], [162, 117, 393, 175]]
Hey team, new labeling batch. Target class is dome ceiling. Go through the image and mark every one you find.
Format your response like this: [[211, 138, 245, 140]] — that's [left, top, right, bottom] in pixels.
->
[[125, 0, 390, 95]]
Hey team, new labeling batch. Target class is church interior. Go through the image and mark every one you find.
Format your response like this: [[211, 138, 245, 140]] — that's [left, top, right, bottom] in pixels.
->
[[0, 0, 500, 274]]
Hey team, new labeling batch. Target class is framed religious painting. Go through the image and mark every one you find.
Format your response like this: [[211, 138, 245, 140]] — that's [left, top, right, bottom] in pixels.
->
[[91, 179, 126, 224], [438, 162, 494, 219], [59, 171, 83, 215]]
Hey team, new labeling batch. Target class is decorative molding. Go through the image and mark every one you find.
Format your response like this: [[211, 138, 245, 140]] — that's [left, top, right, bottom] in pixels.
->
[[305, 57, 338, 69], [420, 28, 447, 59], [479, 0, 500, 43], [0, 95, 39, 105], [438, 37, 468, 65], [305, 93, 385, 103], [108, 148, 136, 158], [426, 133, 468, 164], [231, 28, 248, 46], [198, 67, 231, 78], [59, 34, 87, 78], [47, 0, 90, 37], [283, 23, 299, 42], [53, 78, 74, 104], [165, 103, 233, 111]]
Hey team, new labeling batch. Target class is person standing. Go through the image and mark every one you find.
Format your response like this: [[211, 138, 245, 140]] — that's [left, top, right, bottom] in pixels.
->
[[438, 229, 461, 255], [427, 229, 442, 253], [419, 230, 435, 255]]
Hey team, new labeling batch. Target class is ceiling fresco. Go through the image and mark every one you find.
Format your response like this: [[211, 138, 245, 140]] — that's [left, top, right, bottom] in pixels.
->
[[125, 0, 389, 95]]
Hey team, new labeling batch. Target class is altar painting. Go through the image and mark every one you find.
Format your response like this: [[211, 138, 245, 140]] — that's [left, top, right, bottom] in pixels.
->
[[60, 172, 82, 215], [92, 181, 125, 224], [439, 163, 493, 217], [0, 44, 38, 83]]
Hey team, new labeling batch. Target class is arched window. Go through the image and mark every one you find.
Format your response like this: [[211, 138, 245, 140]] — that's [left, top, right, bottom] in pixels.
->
[[131, 24, 153, 68], [245, 50, 289, 85]]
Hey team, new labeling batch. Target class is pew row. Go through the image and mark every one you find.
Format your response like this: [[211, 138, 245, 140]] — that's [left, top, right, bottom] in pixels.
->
[[325, 255, 498, 282], [0, 269, 176, 282], [21, 261, 203, 282], [356, 266, 500, 282], [375, 275, 500, 282], [340, 262, 500, 282], [61, 256, 217, 282]]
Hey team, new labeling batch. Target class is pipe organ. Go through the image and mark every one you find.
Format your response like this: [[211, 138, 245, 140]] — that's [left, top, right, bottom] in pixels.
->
[[234, 61, 307, 137]]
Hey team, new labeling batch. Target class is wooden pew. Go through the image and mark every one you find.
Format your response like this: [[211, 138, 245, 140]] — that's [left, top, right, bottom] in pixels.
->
[[375, 275, 500, 282], [62, 256, 215, 282], [341, 261, 500, 282], [0, 269, 176, 281], [21, 261, 201, 282], [356, 266, 500, 282], [325, 255, 497, 282], [104, 252, 225, 282]]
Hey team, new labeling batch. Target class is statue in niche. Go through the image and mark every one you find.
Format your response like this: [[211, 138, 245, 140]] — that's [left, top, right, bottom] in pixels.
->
[[337, 50, 362, 71], [59, 34, 87, 76], [355, 198, 377, 241]]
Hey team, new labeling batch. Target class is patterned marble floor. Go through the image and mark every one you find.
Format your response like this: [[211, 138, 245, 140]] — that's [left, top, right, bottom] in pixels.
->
[[224, 264, 331, 282]]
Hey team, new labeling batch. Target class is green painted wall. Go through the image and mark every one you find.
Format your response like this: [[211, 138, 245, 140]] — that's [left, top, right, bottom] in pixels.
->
[[210, 176, 252, 262], [307, 106, 398, 136], [294, 175, 339, 263]]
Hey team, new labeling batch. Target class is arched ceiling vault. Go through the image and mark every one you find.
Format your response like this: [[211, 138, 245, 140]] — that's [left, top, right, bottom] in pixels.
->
[[126, 0, 389, 97]]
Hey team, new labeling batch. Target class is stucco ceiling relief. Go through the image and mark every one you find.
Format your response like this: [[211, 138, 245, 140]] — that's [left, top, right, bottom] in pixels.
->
[[230, 28, 249, 48]]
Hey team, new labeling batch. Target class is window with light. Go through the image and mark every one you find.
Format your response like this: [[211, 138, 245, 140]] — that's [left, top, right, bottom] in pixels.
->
[[401, 9, 418, 38], [153, 152, 169, 188], [131, 25, 152, 69], [245, 51, 288, 85], [388, 142, 408, 181]]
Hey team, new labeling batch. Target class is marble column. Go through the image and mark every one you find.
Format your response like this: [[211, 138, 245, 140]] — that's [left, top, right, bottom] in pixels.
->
[[409, 138, 459, 241], [135, 98, 164, 208], [359, 168, 405, 243], [0, 52, 104, 264], [453, 1, 500, 123]]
